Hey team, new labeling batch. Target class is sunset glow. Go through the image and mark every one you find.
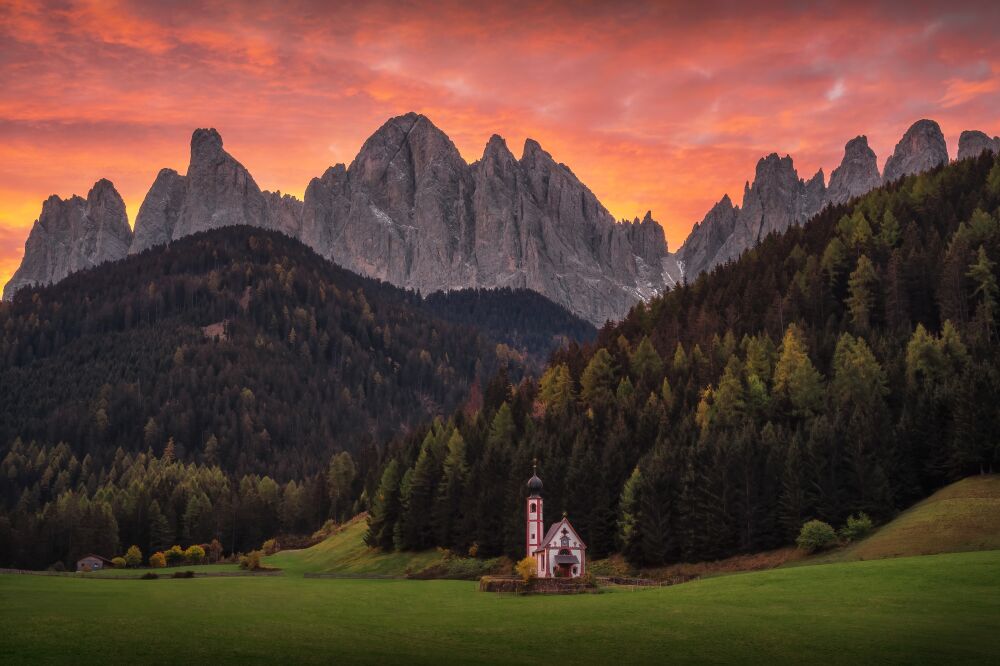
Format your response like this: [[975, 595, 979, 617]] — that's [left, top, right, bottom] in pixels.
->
[[1, 0, 998, 287]]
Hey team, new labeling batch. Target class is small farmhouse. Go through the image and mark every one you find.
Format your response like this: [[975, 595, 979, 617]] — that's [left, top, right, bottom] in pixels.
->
[[525, 467, 587, 578], [76, 554, 113, 572]]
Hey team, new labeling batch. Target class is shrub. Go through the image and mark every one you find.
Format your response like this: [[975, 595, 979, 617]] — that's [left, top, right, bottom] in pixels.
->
[[262, 539, 279, 555], [172, 570, 195, 579], [840, 513, 874, 543], [516, 556, 537, 582], [124, 545, 143, 568], [149, 551, 166, 568], [467, 542, 479, 558], [141, 572, 159, 580], [49, 561, 66, 572], [165, 545, 185, 566], [184, 544, 206, 564], [208, 539, 223, 563], [239, 550, 263, 571], [111, 557, 126, 569], [796, 520, 837, 553]]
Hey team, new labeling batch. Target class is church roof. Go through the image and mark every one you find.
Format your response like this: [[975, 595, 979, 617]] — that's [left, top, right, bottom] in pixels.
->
[[532, 516, 587, 553]]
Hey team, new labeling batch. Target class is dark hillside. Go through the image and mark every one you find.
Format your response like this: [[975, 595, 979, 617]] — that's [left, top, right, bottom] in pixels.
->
[[0, 226, 517, 479], [423, 287, 596, 364]]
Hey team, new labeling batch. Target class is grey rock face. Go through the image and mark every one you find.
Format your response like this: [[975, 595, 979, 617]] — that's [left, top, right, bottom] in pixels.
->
[[171, 128, 270, 239], [827, 136, 881, 205], [957, 130, 1000, 161], [303, 113, 673, 323], [130, 168, 187, 253], [131, 129, 305, 255], [679, 119, 961, 281], [711, 154, 824, 270], [119, 114, 673, 323], [882, 119, 948, 183], [3, 179, 133, 299], [675, 195, 739, 278]]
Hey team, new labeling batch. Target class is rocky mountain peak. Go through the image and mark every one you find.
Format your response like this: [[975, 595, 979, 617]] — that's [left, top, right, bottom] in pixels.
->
[[191, 128, 224, 160], [482, 134, 516, 166], [3, 180, 133, 300], [957, 130, 1000, 161], [827, 135, 880, 205], [883, 119, 948, 183]]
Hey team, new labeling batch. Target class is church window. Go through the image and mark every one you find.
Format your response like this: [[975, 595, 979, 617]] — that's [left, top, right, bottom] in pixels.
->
[[529, 503, 536, 513]]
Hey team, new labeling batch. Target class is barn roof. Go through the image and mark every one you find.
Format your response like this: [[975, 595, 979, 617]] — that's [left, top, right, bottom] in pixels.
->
[[77, 554, 113, 564]]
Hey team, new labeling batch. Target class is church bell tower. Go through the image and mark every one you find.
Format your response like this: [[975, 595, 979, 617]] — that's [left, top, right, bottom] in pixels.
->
[[526, 461, 544, 559]]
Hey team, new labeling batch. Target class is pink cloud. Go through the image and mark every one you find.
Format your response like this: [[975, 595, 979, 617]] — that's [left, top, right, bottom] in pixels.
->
[[0, 0, 998, 286]]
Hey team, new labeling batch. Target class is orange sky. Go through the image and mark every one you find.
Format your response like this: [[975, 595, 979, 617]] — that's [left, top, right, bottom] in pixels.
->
[[1, 0, 999, 288]]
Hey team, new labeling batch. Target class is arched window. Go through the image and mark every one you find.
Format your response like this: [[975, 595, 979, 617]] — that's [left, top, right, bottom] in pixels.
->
[[529, 503, 536, 513]]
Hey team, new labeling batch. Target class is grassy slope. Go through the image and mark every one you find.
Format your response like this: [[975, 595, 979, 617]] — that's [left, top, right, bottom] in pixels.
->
[[807, 474, 1000, 565], [2, 550, 998, 664], [265, 517, 443, 577]]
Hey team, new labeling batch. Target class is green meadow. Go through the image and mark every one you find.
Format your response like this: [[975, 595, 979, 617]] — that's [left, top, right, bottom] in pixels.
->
[[2, 550, 998, 665]]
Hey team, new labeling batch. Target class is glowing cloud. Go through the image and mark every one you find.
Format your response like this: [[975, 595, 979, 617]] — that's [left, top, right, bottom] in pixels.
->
[[0, 0, 998, 288]]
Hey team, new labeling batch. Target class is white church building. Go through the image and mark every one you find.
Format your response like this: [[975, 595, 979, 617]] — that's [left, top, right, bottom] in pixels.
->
[[525, 466, 587, 578]]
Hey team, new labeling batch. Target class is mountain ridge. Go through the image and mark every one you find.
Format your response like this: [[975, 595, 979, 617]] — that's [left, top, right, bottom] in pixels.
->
[[6, 115, 999, 316]]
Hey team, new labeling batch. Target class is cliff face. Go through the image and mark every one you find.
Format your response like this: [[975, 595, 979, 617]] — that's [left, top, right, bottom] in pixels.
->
[[958, 130, 1000, 161], [3, 179, 133, 300], [678, 155, 826, 277], [47, 113, 670, 324], [300, 114, 675, 324], [882, 119, 948, 183], [678, 119, 960, 280], [827, 136, 881, 206], [9, 115, 983, 317]]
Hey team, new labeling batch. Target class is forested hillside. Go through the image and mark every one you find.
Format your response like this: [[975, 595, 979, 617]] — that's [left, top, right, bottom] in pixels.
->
[[361, 150, 1000, 565], [0, 227, 592, 567], [423, 288, 596, 361]]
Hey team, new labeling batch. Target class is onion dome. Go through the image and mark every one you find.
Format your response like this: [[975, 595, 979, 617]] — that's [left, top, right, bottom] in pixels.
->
[[527, 462, 543, 497]]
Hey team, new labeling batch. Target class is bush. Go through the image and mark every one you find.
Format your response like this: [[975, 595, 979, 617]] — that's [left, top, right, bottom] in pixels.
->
[[184, 544, 206, 564], [141, 572, 159, 580], [49, 561, 66, 572], [208, 539, 223, 563], [796, 520, 837, 553], [111, 557, 126, 569], [516, 556, 537, 582], [262, 539, 279, 555], [165, 545, 185, 566], [172, 570, 195, 578], [124, 545, 143, 568], [149, 551, 166, 568], [239, 550, 263, 571], [840, 513, 874, 543]]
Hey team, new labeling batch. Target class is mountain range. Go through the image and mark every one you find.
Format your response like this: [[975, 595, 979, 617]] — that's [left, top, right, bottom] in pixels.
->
[[4, 115, 998, 323]]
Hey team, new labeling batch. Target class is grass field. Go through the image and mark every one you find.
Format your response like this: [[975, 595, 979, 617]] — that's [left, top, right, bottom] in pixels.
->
[[2, 550, 998, 664]]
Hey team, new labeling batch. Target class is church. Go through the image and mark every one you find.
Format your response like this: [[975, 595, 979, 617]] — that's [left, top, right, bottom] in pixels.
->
[[525, 466, 587, 578]]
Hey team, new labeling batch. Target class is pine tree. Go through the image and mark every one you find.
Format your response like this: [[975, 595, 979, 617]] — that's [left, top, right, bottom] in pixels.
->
[[629, 337, 663, 387], [617, 466, 643, 561], [364, 459, 403, 550], [966, 245, 998, 342], [846, 255, 878, 332], [326, 451, 356, 522], [434, 428, 468, 548], [580, 349, 616, 409], [773, 325, 824, 418]]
